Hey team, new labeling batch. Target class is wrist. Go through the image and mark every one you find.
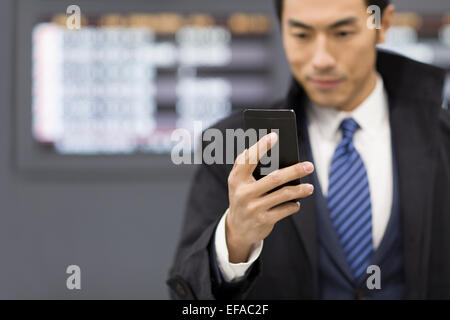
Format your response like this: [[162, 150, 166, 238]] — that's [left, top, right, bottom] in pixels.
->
[[225, 213, 254, 263]]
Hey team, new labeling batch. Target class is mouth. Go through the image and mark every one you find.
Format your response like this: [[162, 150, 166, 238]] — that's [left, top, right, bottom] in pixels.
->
[[309, 78, 343, 89]]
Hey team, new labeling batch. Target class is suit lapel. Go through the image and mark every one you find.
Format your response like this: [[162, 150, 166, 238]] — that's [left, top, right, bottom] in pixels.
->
[[287, 105, 319, 298]]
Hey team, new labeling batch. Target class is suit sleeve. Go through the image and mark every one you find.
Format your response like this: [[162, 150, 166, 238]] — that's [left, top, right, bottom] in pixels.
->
[[166, 161, 261, 300]]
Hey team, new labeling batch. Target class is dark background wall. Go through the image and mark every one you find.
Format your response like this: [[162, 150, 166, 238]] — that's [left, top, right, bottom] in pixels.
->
[[0, 0, 449, 299]]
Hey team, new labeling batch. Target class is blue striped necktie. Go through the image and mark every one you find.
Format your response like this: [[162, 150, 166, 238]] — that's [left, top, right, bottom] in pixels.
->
[[327, 118, 373, 280]]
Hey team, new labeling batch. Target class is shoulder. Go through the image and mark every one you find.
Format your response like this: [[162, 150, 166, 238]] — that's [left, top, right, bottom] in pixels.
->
[[195, 110, 244, 181], [207, 109, 244, 134], [377, 49, 446, 101]]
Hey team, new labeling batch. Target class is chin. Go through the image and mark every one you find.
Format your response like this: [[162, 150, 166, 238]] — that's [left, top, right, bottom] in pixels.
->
[[308, 94, 345, 110], [314, 102, 342, 109]]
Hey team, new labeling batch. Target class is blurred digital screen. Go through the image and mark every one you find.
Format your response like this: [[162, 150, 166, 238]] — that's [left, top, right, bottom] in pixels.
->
[[31, 11, 450, 155], [32, 13, 275, 154]]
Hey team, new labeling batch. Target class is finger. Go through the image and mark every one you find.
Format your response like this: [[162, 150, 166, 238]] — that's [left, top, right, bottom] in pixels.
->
[[233, 132, 278, 177], [252, 161, 314, 195], [258, 183, 314, 210], [266, 201, 301, 225]]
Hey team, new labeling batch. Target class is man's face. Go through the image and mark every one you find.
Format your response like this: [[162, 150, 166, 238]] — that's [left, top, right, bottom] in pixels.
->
[[282, 0, 387, 110]]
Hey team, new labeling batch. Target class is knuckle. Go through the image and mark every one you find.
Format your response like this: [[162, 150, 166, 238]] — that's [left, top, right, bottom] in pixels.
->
[[246, 201, 258, 214], [256, 212, 268, 225], [299, 184, 308, 195], [234, 188, 245, 203], [284, 202, 299, 215], [296, 163, 305, 176], [282, 187, 293, 198], [300, 184, 313, 196], [227, 173, 235, 188], [289, 207, 299, 216], [269, 174, 282, 185], [235, 186, 253, 205], [240, 186, 252, 199]]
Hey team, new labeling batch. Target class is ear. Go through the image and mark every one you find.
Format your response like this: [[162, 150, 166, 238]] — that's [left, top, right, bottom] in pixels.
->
[[376, 4, 395, 44]]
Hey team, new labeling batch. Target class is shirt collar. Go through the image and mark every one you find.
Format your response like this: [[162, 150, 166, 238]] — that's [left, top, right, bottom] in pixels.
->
[[306, 73, 388, 140]]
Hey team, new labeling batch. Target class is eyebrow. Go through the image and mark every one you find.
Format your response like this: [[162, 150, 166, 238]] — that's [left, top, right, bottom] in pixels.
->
[[287, 17, 358, 30]]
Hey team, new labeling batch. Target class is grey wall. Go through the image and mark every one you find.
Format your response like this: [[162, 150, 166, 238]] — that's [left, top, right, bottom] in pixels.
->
[[0, 0, 288, 299], [0, 0, 193, 299]]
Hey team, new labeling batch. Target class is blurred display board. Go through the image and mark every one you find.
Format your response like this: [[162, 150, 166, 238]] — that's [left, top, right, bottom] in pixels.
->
[[32, 13, 276, 154]]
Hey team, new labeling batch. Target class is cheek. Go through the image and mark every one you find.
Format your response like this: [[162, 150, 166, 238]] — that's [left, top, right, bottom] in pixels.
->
[[341, 39, 376, 81], [283, 37, 310, 73], [284, 42, 301, 66]]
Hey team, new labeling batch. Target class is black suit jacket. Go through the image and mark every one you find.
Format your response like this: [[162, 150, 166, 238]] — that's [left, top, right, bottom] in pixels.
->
[[167, 50, 450, 300]]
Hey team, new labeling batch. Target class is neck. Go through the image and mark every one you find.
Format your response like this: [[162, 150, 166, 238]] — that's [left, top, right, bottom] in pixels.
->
[[338, 71, 378, 112]]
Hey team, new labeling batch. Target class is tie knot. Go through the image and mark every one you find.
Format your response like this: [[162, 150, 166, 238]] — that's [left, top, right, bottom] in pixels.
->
[[340, 118, 359, 140]]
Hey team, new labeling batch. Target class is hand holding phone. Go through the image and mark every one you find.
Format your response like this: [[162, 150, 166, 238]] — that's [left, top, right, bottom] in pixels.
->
[[224, 109, 315, 263]]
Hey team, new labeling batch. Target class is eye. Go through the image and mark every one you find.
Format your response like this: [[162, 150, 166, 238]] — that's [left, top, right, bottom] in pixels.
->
[[335, 31, 354, 38], [293, 33, 311, 39]]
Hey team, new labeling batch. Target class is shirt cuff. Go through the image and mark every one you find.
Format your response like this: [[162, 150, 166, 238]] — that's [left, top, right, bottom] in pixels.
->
[[214, 208, 263, 283]]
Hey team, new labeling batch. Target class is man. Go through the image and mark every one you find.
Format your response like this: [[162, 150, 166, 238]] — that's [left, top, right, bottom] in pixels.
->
[[167, 0, 450, 299]]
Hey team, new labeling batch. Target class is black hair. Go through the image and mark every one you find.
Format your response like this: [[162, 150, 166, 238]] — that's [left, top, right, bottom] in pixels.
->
[[274, 0, 390, 22]]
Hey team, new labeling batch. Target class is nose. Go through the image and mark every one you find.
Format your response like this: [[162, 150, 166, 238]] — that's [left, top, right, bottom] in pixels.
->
[[311, 36, 336, 71]]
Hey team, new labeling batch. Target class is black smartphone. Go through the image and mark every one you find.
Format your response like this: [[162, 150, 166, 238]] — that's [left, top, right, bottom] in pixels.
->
[[243, 109, 301, 192]]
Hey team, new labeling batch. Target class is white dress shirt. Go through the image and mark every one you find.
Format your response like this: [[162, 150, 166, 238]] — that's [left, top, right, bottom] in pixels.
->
[[215, 74, 393, 282]]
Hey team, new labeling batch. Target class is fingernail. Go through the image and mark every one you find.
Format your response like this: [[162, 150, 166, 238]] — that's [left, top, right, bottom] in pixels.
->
[[302, 162, 314, 173], [306, 184, 314, 193]]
